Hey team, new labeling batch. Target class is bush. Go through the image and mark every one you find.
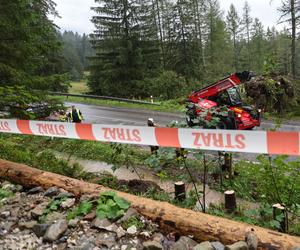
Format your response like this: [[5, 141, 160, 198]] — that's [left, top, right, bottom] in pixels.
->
[[142, 71, 187, 100]]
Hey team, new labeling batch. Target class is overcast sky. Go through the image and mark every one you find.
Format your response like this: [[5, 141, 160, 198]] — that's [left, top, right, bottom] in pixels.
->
[[52, 0, 283, 35]]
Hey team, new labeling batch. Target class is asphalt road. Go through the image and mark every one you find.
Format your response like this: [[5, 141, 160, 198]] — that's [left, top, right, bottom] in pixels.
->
[[66, 101, 300, 132]]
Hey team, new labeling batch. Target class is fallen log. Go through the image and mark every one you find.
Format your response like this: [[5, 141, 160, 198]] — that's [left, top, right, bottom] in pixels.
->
[[0, 159, 299, 249]]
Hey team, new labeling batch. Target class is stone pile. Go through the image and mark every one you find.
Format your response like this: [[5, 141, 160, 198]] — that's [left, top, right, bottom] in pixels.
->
[[0, 180, 258, 250]]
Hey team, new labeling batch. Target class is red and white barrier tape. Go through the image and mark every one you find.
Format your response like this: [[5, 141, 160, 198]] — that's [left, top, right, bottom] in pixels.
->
[[0, 119, 299, 156]]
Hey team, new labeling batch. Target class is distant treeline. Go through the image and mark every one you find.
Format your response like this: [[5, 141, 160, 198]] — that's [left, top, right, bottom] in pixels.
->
[[60, 31, 94, 81]]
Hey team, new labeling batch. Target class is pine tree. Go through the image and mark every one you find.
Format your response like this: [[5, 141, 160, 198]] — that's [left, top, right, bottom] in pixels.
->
[[0, 0, 68, 91], [89, 0, 160, 97], [250, 18, 266, 74], [241, 1, 253, 70], [205, 0, 233, 80], [278, 0, 300, 79], [226, 4, 240, 71]]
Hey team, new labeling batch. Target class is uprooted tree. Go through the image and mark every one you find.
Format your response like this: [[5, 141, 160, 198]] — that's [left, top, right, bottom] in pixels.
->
[[244, 74, 295, 114]]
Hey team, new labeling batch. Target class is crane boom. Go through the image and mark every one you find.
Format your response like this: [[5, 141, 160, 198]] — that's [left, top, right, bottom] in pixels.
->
[[188, 71, 253, 103]]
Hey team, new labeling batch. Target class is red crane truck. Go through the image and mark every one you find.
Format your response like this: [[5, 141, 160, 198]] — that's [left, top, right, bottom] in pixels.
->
[[186, 71, 261, 130]]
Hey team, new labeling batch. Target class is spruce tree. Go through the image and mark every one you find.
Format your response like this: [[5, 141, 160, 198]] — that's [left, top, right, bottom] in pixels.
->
[[226, 4, 240, 71], [89, 0, 160, 97]]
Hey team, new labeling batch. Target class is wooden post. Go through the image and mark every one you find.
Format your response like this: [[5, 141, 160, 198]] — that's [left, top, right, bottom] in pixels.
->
[[224, 190, 236, 213], [174, 181, 186, 201], [273, 203, 289, 233], [224, 153, 233, 179]]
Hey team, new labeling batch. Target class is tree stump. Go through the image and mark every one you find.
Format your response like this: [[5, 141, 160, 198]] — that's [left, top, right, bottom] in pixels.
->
[[224, 190, 236, 213], [174, 181, 186, 201], [272, 203, 288, 233]]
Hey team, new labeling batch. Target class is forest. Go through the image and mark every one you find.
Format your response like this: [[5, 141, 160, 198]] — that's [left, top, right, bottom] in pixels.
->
[[0, 0, 299, 101], [89, 0, 300, 100]]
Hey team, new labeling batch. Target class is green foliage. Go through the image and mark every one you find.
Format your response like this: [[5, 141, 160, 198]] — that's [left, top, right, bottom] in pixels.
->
[[144, 148, 177, 173], [0, 188, 12, 200], [218, 154, 300, 231], [0, 135, 91, 180], [61, 32, 94, 81], [96, 191, 130, 220], [89, 0, 160, 97], [0, 0, 69, 91], [142, 71, 187, 100], [67, 201, 93, 220], [40, 196, 67, 222], [0, 86, 64, 119], [121, 216, 144, 230]]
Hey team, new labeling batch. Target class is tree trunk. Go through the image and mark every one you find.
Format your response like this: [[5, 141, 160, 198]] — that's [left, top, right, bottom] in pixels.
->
[[291, 0, 296, 79], [0, 159, 300, 249]]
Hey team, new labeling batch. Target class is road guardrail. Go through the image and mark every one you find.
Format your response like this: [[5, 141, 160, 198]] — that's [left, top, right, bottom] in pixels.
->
[[50, 92, 161, 106]]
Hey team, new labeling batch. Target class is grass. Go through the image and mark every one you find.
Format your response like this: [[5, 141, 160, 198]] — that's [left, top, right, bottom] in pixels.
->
[[69, 81, 90, 94], [53, 95, 185, 113]]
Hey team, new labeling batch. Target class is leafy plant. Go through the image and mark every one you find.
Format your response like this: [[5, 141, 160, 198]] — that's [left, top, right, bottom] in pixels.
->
[[121, 216, 144, 230], [96, 191, 130, 220], [40, 196, 67, 222], [0, 188, 12, 200], [67, 200, 93, 220]]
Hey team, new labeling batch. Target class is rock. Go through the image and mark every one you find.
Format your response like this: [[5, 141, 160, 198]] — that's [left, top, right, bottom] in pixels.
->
[[57, 242, 68, 250], [115, 226, 126, 238], [56, 192, 75, 199], [18, 221, 37, 230], [32, 224, 49, 237], [127, 225, 137, 235], [78, 241, 95, 250], [117, 208, 139, 223], [225, 241, 248, 250], [143, 240, 164, 250], [140, 231, 151, 238], [245, 232, 258, 250], [2, 183, 15, 192], [44, 187, 59, 197], [45, 211, 66, 223], [68, 218, 79, 228], [171, 236, 198, 250], [60, 198, 75, 209], [27, 186, 44, 194], [193, 241, 214, 250], [1, 221, 14, 232], [153, 233, 165, 243], [211, 241, 225, 250], [79, 194, 97, 202], [95, 232, 116, 248], [0, 211, 10, 219], [83, 210, 96, 221], [121, 245, 128, 250], [2, 183, 22, 192], [92, 218, 112, 230], [43, 220, 68, 242], [163, 233, 176, 249], [31, 202, 48, 219], [10, 207, 20, 217]]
